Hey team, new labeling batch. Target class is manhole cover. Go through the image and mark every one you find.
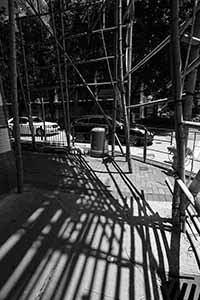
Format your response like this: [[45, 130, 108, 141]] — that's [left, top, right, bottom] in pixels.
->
[[162, 275, 200, 300]]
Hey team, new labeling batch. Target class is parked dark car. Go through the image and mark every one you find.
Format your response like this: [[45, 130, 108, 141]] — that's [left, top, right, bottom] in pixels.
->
[[71, 115, 154, 146]]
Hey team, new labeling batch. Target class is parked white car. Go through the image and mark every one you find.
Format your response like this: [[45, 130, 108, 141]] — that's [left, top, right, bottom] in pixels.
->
[[8, 116, 60, 136]]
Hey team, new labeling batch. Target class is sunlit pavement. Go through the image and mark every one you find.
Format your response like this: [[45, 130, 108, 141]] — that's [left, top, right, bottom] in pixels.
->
[[19, 129, 200, 175], [73, 133, 200, 175], [0, 150, 200, 299]]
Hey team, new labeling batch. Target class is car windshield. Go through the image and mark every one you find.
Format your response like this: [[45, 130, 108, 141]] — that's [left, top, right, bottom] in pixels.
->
[[77, 118, 89, 123], [19, 117, 28, 124], [32, 117, 43, 123]]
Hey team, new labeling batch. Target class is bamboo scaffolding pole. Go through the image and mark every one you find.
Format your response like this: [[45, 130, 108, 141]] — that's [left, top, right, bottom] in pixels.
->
[[102, 1, 106, 28], [29, 81, 122, 91], [166, 53, 200, 89], [118, 0, 132, 172], [50, 0, 70, 146], [69, 56, 115, 65], [165, 2, 200, 97], [26, 56, 116, 71], [61, 0, 71, 147], [100, 26, 119, 156], [182, 120, 200, 129], [16, 9, 128, 36], [66, 25, 128, 39], [126, 0, 134, 124], [25, 0, 113, 130], [182, 8, 200, 152], [181, 0, 198, 90], [0, 43, 8, 122], [17, 66, 28, 114], [124, 3, 200, 79], [8, 0, 23, 193], [18, 17, 36, 150], [88, 0, 108, 34], [100, 32, 115, 90], [112, 0, 119, 157], [183, 55, 200, 77], [21, 2, 200, 95], [171, 2, 185, 180], [127, 25, 133, 122], [127, 97, 172, 109], [16, 0, 109, 22], [171, 0, 185, 228]]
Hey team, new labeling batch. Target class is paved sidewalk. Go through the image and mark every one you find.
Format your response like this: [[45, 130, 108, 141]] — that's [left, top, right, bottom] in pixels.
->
[[0, 150, 199, 300]]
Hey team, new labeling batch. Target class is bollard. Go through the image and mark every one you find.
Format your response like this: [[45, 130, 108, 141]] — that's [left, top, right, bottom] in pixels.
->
[[90, 127, 108, 158]]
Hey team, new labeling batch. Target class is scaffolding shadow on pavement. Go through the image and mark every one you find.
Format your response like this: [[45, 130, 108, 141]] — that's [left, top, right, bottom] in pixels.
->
[[102, 156, 183, 299], [0, 150, 196, 299], [0, 151, 135, 300]]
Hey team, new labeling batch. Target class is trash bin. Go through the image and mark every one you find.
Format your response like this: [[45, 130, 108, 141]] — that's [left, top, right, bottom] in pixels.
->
[[90, 127, 108, 157]]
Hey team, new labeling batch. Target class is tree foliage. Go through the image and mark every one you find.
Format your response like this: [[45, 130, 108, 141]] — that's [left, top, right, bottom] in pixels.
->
[[0, 0, 196, 116]]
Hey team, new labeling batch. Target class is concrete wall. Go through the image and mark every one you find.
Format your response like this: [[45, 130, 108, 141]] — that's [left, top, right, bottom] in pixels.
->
[[0, 90, 16, 194], [0, 151, 16, 194]]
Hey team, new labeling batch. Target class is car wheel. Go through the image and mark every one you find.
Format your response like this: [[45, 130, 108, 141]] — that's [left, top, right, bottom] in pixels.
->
[[130, 135, 138, 146], [36, 127, 45, 136]]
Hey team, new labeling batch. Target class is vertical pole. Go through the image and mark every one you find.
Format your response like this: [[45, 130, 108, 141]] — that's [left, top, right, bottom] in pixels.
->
[[61, 0, 71, 148], [8, 0, 23, 193], [139, 82, 145, 119], [143, 128, 147, 163], [171, 0, 185, 227], [118, 0, 132, 172], [102, 2, 106, 29], [182, 4, 200, 147], [188, 131, 196, 183], [112, 0, 118, 157], [50, 0, 69, 148], [126, 0, 134, 123], [41, 97, 46, 140], [18, 18, 36, 150], [170, 129, 174, 145]]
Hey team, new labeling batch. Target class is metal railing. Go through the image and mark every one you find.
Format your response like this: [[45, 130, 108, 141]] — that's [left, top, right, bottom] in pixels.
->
[[141, 126, 200, 175], [9, 124, 200, 174], [166, 176, 200, 265]]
